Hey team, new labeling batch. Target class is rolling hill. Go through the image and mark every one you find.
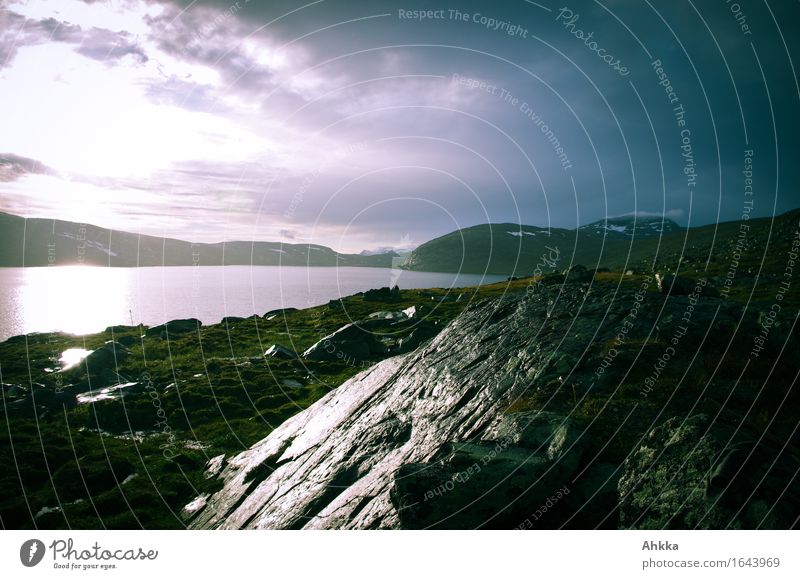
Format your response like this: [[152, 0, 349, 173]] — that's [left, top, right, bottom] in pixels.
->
[[0, 212, 394, 268], [402, 211, 800, 278], [401, 216, 682, 275]]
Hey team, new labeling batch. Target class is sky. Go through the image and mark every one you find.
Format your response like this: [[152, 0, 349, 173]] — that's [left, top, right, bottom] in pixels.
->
[[0, 0, 798, 252]]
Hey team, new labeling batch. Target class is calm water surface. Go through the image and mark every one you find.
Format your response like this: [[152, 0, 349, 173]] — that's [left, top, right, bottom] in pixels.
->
[[0, 266, 506, 341]]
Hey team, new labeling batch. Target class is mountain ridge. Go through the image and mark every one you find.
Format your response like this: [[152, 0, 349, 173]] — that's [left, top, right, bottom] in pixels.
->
[[3, 209, 797, 277], [402, 211, 799, 276], [0, 212, 395, 268]]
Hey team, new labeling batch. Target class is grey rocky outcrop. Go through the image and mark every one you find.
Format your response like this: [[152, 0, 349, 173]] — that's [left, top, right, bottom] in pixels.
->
[[187, 284, 612, 529], [187, 281, 799, 529]]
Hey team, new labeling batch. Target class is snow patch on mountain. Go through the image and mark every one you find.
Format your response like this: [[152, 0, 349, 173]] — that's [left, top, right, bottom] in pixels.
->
[[59, 232, 118, 257]]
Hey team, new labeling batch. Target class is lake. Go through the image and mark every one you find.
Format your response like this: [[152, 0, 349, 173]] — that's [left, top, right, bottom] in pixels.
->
[[0, 266, 506, 341]]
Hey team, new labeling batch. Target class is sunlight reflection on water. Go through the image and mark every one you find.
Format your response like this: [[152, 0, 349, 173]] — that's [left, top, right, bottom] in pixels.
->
[[15, 266, 131, 338], [59, 347, 93, 369], [0, 265, 506, 341]]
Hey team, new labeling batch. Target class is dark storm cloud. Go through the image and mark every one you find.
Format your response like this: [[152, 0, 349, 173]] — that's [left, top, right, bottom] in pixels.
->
[[157, 0, 798, 241], [1, 0, 797, 249]]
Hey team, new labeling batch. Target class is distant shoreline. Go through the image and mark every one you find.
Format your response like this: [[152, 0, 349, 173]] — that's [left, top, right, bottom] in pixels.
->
[[0, 263, 405, 269]]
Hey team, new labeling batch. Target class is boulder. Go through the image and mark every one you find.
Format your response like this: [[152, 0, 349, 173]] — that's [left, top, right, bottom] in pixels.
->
[[145, 318, 202, 337], [56, 341, 132, 391], [103, 325, 139, 334], [281, 379, 304, 389], [205, 455, 226, 479], [263, 308, 298, 320], [656, 274, 719, 297], [62, 341, 130, 376], [363, 285, 401, 302], [563, 264, 594, 283], [264, 344, 297, 359], [302, 323, 385, 362]]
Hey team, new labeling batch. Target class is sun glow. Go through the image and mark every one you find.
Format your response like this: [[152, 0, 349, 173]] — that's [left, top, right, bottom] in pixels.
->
[[0, 43, 273, 179], [18, 266, 131, 336]]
